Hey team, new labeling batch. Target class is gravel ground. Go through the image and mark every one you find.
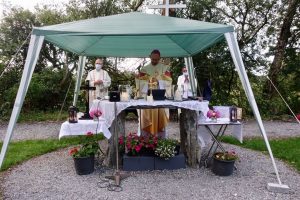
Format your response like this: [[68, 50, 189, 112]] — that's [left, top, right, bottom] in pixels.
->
[[1, 144, 299, 200], [0, 119, 299, 142], [0, 119, 299, 199]]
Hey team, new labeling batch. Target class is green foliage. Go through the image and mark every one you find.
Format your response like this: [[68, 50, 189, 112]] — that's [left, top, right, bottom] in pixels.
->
[[69, 133, 103, 158], [222, 136, 300, 172], [155, 138, 178, 160]]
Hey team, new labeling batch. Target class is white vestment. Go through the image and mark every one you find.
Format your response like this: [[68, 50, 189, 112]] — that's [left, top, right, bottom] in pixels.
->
[[177, 74, 197, 98], [86, 69, 111, 108]]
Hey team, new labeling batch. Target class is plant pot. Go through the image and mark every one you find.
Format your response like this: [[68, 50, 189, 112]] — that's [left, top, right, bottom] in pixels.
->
[[212, 157, 235, 176], [73, 155, 95, 175], [123, 154, 155, 171], [154, 153, 186, 170]]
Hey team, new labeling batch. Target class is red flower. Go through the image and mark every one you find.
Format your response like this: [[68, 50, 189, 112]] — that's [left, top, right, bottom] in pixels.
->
[[87, 132, 93, 137], [135, 145, 142, 152], [297, 114, 300, 121], [119, 136, 124, 145], [69, 147, 78, 156]]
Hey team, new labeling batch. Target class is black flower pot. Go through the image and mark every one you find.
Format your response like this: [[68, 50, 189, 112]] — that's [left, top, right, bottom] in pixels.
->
[[73, 155, 95, 175], [212, 157, 235, 176]]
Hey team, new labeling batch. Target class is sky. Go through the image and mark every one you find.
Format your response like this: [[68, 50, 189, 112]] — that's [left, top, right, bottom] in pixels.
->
[[0, 0, 68, 18]]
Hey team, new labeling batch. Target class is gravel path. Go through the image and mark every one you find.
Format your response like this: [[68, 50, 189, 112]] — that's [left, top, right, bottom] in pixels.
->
[[0, 119, 299, 199], [1, 144, 299, 200], [0, 119, 299, 142]]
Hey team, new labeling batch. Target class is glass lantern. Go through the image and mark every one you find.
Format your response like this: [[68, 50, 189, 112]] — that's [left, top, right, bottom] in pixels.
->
[[68, 106, 78, 123], [230, 106, 237, 122]]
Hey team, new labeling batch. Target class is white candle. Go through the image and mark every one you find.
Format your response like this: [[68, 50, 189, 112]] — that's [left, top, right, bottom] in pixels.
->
[[121, 92, 129, 101]]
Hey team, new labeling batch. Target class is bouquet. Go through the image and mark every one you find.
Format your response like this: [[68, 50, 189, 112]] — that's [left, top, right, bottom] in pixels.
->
[[207, 109, 220, 120], [89, 109, 102, 119]]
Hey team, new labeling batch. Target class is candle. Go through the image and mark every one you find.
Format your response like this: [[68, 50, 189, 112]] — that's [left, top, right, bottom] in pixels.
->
[[121, 92, 129, 101]]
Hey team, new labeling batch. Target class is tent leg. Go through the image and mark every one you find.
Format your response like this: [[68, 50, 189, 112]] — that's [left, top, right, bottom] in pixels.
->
[[224, 32, 289, 193], [73, 56, 86, 106], [0, 35, 44, 169], [184, 57, 197, 97]]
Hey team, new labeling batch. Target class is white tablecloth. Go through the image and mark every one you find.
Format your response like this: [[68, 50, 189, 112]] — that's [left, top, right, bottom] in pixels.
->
[[90, 99, 210, 127], [197, 119, 243, 148], [59, 119, 111, 139]]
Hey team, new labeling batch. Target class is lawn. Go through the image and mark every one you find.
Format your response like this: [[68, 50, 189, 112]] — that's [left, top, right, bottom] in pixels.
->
[[0, 134, 104, 171], [222, 136, 300, 172]]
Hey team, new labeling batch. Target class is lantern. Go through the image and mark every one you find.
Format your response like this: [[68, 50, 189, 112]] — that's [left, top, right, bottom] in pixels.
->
[[68, 106, 78, 123], [229, 106, 237, 122]]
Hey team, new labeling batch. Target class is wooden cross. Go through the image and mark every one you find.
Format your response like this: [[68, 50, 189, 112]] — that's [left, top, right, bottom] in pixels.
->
[[148, 0, 186, 17]]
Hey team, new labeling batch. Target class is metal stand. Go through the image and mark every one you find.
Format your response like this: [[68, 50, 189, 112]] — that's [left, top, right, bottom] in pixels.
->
[[105, 101, 129, 186], [80, 80, 95, 120]]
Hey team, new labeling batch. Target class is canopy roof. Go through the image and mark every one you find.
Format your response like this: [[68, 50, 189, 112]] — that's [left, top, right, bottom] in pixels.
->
[[33, 12, 234, 57]]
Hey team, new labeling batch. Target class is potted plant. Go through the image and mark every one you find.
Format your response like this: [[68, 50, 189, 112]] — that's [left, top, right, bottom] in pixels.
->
[[69, 132, 102, 175], [154, 138, 185, 170], [155, 139, 177, 160], [212, 150, 238, 176], [119, 133, 156, 171]]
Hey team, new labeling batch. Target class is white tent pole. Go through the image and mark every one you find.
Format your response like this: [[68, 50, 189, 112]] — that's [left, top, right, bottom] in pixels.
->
[[188, 57, 197, 97], [224, 32, 284, 186], [0, 35, 44, 169], [184, 57, 196, 96], [73, 56, 86, 106]]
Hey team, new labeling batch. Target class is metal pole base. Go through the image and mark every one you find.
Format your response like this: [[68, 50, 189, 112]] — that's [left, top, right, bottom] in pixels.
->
[[267, 183, 290, 194], [105, 170, 130, 186]]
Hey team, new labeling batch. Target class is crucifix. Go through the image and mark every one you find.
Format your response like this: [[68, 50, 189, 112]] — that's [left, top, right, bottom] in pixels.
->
[[148, 0, 186, 17], [80, 80, 96, 120]]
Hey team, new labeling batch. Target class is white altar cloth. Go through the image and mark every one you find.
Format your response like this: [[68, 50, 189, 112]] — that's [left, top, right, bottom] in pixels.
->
[[90, 99, 210, 127], [59, 119, 111, 139]]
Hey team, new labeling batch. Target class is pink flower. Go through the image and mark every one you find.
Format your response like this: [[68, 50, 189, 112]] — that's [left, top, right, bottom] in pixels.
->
[[207, 109, 220, 118], [89, 109, 102, 118], [135, 145, 142, 152], [86, 132, 93, 137]]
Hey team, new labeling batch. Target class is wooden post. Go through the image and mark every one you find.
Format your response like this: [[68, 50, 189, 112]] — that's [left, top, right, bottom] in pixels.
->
[[180, 109, 201, 167], [104, 111, 126, 167]]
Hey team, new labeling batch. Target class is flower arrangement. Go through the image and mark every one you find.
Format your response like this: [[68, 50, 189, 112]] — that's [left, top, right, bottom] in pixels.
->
[[155, 139, 177, 160], [214, 151, 238, 161], [89, 108, 102, 119], [207, 107, 221, 120], [69, 132, 102, 158], [119, 133, 159, 156]]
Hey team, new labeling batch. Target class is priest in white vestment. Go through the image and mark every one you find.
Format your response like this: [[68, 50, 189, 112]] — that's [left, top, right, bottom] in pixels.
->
[[86, 58, 111, 108], [177, 66, 197, 99], [135, 50, 172, 136]]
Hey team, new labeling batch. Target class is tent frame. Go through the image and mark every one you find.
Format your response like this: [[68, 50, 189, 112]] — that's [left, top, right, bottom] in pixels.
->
[[0, 16, 288, 191]]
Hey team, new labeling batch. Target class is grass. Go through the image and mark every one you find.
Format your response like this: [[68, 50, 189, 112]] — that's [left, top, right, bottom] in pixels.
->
[[0, 110, 69, 123], [0, 135, 104, 172], [222, 136, 300, 172], [18, 110, 68, 122]]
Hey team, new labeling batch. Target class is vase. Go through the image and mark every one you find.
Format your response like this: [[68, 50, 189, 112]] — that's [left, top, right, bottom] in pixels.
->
[[73, 155, 95, 175], [211, 117, 217, 123], [211, 156, 235, 176], [93, 116, 98, 121]]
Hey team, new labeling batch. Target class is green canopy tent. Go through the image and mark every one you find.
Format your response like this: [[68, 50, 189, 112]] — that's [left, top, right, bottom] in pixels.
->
[[0, 12, 287, 190]]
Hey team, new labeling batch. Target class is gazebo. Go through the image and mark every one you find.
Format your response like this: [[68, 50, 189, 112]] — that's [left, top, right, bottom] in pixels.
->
[[0, 12, 287, 190]]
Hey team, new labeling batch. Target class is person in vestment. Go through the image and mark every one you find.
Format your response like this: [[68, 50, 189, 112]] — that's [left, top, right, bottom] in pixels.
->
[[86, 58, 111, 108], [135, 50, 172, 136], [177, 66, 197, 99]]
